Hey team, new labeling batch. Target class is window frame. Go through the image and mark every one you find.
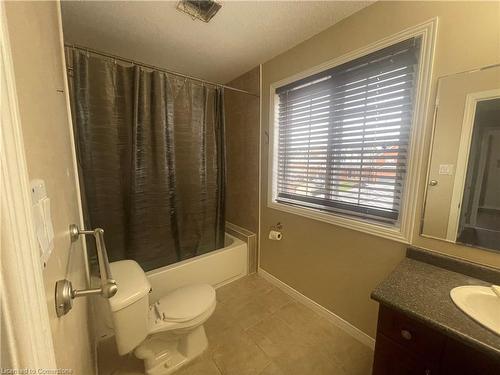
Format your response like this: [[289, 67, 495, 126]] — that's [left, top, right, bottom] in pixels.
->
[[267, 19, 438, 243]]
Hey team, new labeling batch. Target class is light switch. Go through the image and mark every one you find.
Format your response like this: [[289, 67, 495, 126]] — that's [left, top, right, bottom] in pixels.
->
[[438, 164, 454, 176], [30, 179, 54, 267]]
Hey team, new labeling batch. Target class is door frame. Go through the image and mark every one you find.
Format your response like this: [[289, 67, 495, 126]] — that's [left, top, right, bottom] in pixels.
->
[[446, 89, 500, 240], [0, 1, 57, 369], [468, 128, 500, 226]]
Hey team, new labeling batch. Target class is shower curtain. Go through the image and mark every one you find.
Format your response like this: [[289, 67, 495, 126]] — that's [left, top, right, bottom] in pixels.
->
[[66, 48, 226, 271]]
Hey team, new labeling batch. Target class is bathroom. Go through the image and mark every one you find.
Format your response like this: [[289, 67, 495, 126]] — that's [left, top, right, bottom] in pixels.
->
[[1, 1, 499, 374]]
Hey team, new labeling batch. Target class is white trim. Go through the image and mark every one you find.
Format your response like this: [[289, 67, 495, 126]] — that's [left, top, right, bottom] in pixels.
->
[[54, 6, 99, 368], [445, 89, 500, 241], [267, 18, 438, 244], [258, 268, 375, 350], [55, 3, 91, 286], [258, 63, 263, 270], [0, 1, 57, 368]]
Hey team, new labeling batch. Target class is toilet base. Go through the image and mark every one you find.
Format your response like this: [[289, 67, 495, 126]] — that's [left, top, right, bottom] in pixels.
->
[[135, 325, 209, 375]]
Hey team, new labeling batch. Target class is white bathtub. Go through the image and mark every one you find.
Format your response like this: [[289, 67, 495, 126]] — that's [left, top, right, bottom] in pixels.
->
[[146, 233, 248, 301]]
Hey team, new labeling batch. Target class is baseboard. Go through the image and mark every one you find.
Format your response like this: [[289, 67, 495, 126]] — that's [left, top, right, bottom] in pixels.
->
[[258, 267, 375, 350], [214, 272, 248, 289]]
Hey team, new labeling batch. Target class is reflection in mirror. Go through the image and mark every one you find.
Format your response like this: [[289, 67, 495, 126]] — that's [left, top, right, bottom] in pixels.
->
[[457, 98, 500, 250], [421, 65, 500, 252]]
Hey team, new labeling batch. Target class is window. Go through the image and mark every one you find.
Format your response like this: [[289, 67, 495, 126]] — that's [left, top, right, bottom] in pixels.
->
[[268, 26, 436, 241]]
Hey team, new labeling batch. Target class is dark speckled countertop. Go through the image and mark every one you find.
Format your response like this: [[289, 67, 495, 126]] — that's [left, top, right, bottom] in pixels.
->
[[371, 248, 500, 358]]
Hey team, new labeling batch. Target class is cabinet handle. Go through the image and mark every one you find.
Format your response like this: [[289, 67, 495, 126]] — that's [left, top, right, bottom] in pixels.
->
[[400, 329, 412, 340]]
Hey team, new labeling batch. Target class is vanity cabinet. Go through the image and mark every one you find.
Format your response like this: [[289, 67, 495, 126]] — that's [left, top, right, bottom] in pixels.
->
[[372, 305, 500, 375]]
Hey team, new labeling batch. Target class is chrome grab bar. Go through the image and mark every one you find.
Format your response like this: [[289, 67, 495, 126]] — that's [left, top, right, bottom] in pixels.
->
[[74, 226, 117, 298], [55, 224, 118, 317]]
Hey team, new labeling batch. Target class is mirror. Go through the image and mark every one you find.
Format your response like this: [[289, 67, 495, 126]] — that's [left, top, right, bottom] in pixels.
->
[[421, 65, 500, 251]]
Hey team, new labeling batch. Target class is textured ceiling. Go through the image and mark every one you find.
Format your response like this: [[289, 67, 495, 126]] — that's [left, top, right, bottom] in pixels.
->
[[61, 1, 373, 83]]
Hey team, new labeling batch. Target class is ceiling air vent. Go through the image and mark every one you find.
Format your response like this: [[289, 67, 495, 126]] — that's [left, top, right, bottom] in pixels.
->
[[177, 0, 222, 23]]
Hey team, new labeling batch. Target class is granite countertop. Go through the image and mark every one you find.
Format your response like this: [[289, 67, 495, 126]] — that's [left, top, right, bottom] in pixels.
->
[[371, 248, 500, 358]]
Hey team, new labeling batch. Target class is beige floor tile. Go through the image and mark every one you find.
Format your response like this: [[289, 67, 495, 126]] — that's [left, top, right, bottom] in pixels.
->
[[212, 329, 271, 375], [223, 297, 272, 331], [174, 351, 222, 375], [216, 274, 273, 307], [339, 346, 374, 375], [215, 280, 247, 304], [246, 314, 310, 359], [247, 313, 347, 375], [213, 279, 281, 332], [258, 362, 286, 375], [258, 287, 293, 314], [275, 302, 344, 344], [205, 302, 239, 340], [204, 303, 260, 357], [247, 274, 276, 295], [216, 275, 255, 300], [274, 302, 373, 374], [272, 347, 348, 375]]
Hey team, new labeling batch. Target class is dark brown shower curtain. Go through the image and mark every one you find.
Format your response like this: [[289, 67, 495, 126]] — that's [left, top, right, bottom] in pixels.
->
[[67, 48, 225, 271]]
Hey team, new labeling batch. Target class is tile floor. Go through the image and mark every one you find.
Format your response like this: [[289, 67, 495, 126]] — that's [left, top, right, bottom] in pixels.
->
[[98, 274, 374, 375]]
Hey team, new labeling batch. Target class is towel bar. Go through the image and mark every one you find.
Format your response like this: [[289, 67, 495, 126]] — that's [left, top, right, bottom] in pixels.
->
[[55, 224, 118, 317]]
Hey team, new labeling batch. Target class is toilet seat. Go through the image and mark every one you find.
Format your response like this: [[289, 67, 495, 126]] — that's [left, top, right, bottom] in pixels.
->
[[147, 284, 216, 335], [155, 284, 216, 322]]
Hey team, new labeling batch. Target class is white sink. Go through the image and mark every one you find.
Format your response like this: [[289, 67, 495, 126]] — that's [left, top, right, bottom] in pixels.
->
[[450, 286, 500, 336]]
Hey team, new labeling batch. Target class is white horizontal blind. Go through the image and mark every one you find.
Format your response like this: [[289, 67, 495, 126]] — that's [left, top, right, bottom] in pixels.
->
[[275, 37, 422, 223]]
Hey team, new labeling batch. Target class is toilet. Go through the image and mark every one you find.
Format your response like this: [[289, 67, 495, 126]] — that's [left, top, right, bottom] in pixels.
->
[[107, 260, 216, 375]]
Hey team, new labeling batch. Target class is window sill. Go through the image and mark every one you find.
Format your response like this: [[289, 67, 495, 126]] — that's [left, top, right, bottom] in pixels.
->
[[267, 200, 411, 244]]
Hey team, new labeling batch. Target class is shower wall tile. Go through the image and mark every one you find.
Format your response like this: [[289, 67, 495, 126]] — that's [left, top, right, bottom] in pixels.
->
[[224, 67, 260, 239]]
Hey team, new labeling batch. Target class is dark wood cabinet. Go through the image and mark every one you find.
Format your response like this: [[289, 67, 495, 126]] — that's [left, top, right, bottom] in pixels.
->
[[440, 338, 500, 375], [372, 305, 500, 375], [373, 334, 436, 375]]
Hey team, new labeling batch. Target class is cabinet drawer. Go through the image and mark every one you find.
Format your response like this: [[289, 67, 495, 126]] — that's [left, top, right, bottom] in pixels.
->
[[377, 305, 446, 362], [373, 333, 438, 375]]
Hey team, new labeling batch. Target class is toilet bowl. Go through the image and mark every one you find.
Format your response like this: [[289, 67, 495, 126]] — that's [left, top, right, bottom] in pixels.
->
[[107, 260, 216, 375]]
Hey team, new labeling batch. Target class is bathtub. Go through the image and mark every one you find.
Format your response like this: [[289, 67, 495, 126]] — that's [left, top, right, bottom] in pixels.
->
[[146, 233, 248, 301]]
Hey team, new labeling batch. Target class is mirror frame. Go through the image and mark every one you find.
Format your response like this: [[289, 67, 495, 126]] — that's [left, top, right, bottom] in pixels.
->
[[420, 64, 500, 248]]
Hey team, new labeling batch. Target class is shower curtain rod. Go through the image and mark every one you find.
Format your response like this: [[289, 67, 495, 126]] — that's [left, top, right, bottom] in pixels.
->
[[65, 44, 259, 97]]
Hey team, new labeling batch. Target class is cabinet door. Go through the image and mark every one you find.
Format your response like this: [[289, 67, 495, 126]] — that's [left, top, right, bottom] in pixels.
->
[[440, 338, 500, 375], [373, 334, 437, 375], [377, 305, 446, 363]]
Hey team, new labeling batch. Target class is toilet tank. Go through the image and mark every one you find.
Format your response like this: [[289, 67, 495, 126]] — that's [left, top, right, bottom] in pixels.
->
[[108, 260, 151, 355]]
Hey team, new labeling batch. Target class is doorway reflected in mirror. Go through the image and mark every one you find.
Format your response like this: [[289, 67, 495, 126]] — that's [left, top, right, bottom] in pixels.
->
[[457, 98, 500, 250]]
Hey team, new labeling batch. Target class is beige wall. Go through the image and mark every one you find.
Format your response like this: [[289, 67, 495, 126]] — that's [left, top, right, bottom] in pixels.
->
[[225, 67, 261, 234], [261, 1, 500, 338], [6, 2, 94, 373]]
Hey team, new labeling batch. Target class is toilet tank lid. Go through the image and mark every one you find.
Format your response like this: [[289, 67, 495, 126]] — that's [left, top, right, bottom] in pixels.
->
[[108, 260, 151, 312]]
